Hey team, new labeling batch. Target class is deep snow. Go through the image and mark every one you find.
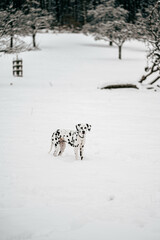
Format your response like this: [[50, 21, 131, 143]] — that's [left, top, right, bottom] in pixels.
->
[[0, 33, 160, 240]]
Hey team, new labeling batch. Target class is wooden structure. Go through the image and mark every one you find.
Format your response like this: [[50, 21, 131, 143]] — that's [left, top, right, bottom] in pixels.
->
[[13, 57, 23, 77]]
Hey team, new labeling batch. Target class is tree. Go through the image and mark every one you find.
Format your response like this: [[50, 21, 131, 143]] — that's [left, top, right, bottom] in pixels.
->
[[101, 1, 160, 91], [0, 0, 157, 29], [0, 10, 9, 52], [0, 4, 25, 50], [83, 0, 134, 59], [0, 1, 54, 52], [99, 20, 134, 59], [115, 0, 157, 23], [138, 1, 160, 88], [22, 0, 53, 48]]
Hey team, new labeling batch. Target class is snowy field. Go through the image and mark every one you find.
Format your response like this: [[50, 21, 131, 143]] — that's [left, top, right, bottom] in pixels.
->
[[0, 33, 160, 240]]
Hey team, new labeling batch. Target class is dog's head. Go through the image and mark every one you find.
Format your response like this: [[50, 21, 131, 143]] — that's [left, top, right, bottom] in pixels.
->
[[76, 123, 91, 136]]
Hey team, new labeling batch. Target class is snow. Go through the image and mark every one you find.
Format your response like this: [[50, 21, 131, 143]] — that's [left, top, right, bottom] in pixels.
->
[[0, 33, 160, 240]]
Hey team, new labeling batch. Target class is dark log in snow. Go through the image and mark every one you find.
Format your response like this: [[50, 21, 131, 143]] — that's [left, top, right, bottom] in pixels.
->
[[101, 84, 139, 90]]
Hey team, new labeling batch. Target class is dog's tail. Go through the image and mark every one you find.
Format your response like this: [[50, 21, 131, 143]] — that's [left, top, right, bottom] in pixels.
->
[[48, 142, 53, 154], [48, 133, 54, 153]]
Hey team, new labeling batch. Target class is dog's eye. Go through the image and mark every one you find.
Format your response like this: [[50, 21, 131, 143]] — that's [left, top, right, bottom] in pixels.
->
[[84, 127, 86, 129]]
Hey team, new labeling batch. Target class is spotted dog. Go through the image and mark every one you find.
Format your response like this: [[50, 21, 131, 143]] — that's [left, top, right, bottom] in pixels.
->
[[49, 123, 91, 160]]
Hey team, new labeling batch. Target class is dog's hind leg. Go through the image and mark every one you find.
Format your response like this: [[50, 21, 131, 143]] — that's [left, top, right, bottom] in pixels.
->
[[48, 133, 55, 153], [48, 141, 54, 153], [53, 143, 60, 157], [58, 141, 66, 156]]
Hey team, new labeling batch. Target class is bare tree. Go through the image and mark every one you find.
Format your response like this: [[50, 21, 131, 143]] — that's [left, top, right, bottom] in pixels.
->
[[0, 5, 25, 51], [0, 5, 35, 54], [83, 0, 134, 59], [22, 0, 54, 48], [139, 1, 160, 89], [101, 1, 160, 91]]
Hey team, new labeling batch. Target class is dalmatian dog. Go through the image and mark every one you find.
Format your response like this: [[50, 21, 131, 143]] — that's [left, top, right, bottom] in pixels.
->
[[49, 123, 91, 160]]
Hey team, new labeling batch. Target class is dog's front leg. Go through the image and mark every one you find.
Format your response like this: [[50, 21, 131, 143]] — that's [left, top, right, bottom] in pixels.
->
[[74, 146, 79, 160], [79, 140, 85, 160], [80, 145, 84, 160]]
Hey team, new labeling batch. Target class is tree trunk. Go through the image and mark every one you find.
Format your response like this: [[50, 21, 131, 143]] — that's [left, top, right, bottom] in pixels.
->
[[32, 33, 36, 48], [83, 0, 87, 25], [10, 35, 13, 49], [118, 45, 122, 60]]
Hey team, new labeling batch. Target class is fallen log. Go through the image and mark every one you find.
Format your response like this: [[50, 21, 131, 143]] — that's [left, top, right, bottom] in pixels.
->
[[101, 84, 139, 90]]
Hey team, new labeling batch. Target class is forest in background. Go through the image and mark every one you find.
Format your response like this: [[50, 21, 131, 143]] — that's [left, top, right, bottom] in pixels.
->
[[0, 0, 158, 28], [0, 0, 159, 87]]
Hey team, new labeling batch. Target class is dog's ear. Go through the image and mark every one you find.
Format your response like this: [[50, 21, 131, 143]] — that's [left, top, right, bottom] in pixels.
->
[[76, 124, 81, 131], [86, 124, 91, 131]]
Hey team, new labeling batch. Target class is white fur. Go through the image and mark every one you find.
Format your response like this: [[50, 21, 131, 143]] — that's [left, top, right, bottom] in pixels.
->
[[49, 123, 91, 160]]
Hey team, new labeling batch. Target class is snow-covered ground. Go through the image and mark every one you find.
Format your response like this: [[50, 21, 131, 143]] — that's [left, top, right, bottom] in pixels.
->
[[0, 33, 160, 240]]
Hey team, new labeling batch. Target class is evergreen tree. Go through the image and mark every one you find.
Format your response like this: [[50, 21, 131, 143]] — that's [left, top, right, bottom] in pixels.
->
[[0, 0, 157, 27]]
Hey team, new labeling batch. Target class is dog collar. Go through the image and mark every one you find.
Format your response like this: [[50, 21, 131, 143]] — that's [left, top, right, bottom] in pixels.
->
[[78, 133, 85, 139]]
